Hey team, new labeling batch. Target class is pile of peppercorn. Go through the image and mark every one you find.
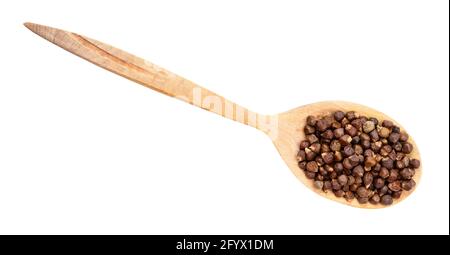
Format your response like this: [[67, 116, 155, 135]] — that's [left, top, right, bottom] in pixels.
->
[[297, 111, 420, 205]]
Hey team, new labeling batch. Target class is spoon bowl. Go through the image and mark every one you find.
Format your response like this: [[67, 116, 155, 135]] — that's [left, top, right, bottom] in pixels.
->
[[25, 22, 421, 208], [274, 101, 421, 208]]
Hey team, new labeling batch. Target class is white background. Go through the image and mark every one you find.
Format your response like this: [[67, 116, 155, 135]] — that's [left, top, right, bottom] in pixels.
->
[[0, 0, 448, 234]]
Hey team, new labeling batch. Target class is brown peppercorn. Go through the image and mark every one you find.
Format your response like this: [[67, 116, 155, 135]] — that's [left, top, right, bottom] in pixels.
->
[[330, 171, 338, 179], [331, 179, 341, 190], [382, 120, 394, 128], [374, 178, 385, 189], [369, 130, 379, 142], [306, 161, 319, 172], [379, 167, 390, 179], [350, 183, 359, 192], [341, 118, 350, 126], [309, 143, 321, 154], [305, 148, 316, 161], [321, 144, 331, 153], [370, 194, 381, 204], [387, 169, 399, 183], [402, 143, 413, 154], [373, 163, 381, 172], [388, 150, 397, 160], [346, 111, 358, 121], [402, 179, 416, 191], [321, 130, 334, 140], [321, 152, 334, 164], [349, 155, 360, 166], [410, 159, 421, 169], [334, 190, 345, 197], [371, 141, 383, 152], [363, 172, 374, 187], [343, 158, 353, 170], [364, 156, 377, 169], [388, 181, 402, 192], [351, 118, 363, 130], [337, 174, 348, 186], [316, 119, 329, 132], [331, 122, 342, 129], [399, 132, 409, 142], [345, 124, 358, 137], [334, 111, 345, 122], [380, 195, 393, 205], [304, 125, 316, 135], [330, 140, 341, 151], [395, 160, 405, 169], [323, 181, 332, 191], [299, 140, 310, 150], [357, 187, 369, 198], [334, 151, 343, 162], [354, 144, 363, 155], [314, 180, 324, 190], [333, 128, 345, 139], [361, 140, 371, 149], [401, 156, 410, 168], [315, 157, 325, 166], [347, 176, 356, 186], [392, 191, 402, 199], [339, 134, 352, 146], [307, 115, 318, 126], [393, 142, 402, 152], [363, 121, 376, 133], [353, 165, 364, 177], [298, 161, 307, 170], [351, 136, 360, 145], [360, 133, 370, 141], [378, 127, 391, 138], [345, 191, 355, 200], [305, 171, 316, 179], [380, 145, 392, 156], [343, 145, 355, 157], [296, 150, 306, 162], [381, 158, 394, 169], [334, 162, 344, 172], [379, 185, 389, 196], [357, 197, 369, 204], [306, 134, 319, 144], [324, 164, 334, 172], [392, 126, 401, 133], [388, 132, 400, 144]]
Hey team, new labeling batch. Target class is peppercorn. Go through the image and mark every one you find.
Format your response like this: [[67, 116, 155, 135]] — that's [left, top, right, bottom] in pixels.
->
[[343, 145, 355, 157], [337, 174, 348, 186], [382, 120, 394, 128], [345, 191, 355, 200], [363, 121, 376, 133], [330, 140, 341, 151], [334, 151, 343, 162], [304, 125, 315, 135], [399, 132, 409, 142], [323, 181, 332, 191], [378, 127, 390, 138], [306, 161, 319, 172], [353, 165, 364, 177], [388, 132, 400, 143], [402, 143, 413, 154], [305, 148, 316, 161], [369, 130, 379, 141], [381, 158, 394, 169], [401, 180, 416, 191], [346, 111, 358, 121], [316, 119, 329, 132], [307, 115, 318, 126], [300, 140, 310, 150], [387, 169, 399, 183], [298, 161, 307, 170], [321, 129, 334, 140], [339, 134, 352, 146], [357, 187, 369, 198], [314, 181, 324, 190], [297, 150, 306, 162], [305, 171, 316, 179], [351, 118, 363, 130], [334, 111, 345, 122], [370, 194, 381, 204], [410, 159, 421, 169], [334, 189, 345, 197], [333, 128, 345, 139], [321, 144, 331, 153], [306, 134, 319, 144], [392, 191, 402, 199], [363, 172, 373, 187], [379, 167, 390, 179], [380, 195, 393, 205], [374, 178, 385, 189], [345, 124, 358, 137], [388, 181, 402, 192]]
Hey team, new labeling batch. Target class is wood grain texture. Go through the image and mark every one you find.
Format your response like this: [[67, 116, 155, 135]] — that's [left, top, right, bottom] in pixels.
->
[[25, 23, 421, 208]]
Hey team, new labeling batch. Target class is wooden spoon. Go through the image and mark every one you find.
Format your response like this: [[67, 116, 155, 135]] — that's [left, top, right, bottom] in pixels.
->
[[24, 22, 421, 208]]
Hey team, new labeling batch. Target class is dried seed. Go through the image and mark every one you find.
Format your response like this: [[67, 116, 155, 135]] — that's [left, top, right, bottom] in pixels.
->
[[402, 179, 416, 191], [304, 125, 316, 135], [382, 120, 394, 128], [410, 159, 421, 169], [330, 140, 341, 151], [339, 134, 352, 146], [388, 132, 400, 143], [299, 140, 310, 150], [380, 195, 393, 205], [333, 128, 345, 139], [402, 143, 413, 154], [334, 111, 345, 122], [296, 150, 306, 162], [353, 165, 364, 177], [314, 180, 324, 190], [399, 132, 409, 142], [306, 161, 319, 172], [363, 121, 376, 133], [388, 181, 402, 192]]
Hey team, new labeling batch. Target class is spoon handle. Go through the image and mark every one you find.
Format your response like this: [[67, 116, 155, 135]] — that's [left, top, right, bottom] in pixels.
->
[[25, 23, 268, 130]]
